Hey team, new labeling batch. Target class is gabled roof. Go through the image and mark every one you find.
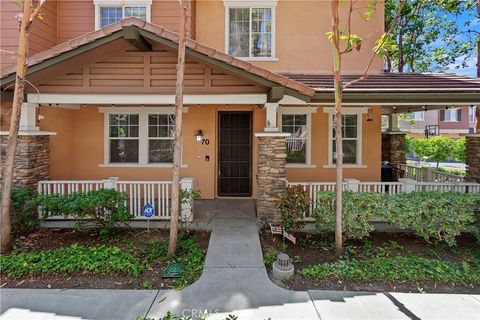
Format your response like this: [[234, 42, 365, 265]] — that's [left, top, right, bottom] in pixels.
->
[[0, 17, 315, 99]]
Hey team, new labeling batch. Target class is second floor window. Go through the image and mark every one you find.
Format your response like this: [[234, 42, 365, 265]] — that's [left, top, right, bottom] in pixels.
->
[[441, 108, 461, 122], [227, 7, 274, 59], [408, 111, 424, 121], [95, 0, 151, 30]]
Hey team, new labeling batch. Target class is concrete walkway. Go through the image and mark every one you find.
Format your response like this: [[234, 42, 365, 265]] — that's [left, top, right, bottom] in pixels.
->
[[2, 200, 480, 320]]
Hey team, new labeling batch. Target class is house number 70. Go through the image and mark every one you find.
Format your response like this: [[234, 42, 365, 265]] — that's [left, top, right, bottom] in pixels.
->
[[201, 139, 210, 145]]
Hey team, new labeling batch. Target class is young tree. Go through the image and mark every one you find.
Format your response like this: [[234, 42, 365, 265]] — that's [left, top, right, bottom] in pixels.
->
[[329, 0, 401, 254], [1, 0, 46, 254], [167, 0, 189, 256]]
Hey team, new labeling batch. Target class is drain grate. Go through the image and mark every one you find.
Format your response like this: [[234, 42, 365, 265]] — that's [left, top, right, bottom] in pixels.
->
[[163, 263, 185, 278]]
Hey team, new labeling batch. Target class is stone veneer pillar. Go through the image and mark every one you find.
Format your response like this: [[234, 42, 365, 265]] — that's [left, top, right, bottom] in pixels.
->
[[466, 133, 480, 183], [0, 134, 51, 189], [255, 133, 289, 224], [381, 131, 407, 166]]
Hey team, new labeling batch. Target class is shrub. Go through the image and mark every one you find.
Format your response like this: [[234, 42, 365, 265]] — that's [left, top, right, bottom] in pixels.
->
[[409, 137, 455, 167], [36, 189, 132, 237], [313, 191, 480, 246], [10, 187, 40, 236], [0, 244, 143, 278], [276, 185, 310, 232], [452, 137, 466, 163], [313, 191, 383, 240], [384, 192, 480, 246]]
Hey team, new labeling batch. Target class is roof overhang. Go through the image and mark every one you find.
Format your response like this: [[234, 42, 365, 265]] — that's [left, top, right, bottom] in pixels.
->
[[0, 18, 314, 103]]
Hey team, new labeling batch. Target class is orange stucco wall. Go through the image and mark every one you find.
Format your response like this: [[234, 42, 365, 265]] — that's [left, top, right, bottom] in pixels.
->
[[196, 0, 385, 73], [37, 105, 381, 199]]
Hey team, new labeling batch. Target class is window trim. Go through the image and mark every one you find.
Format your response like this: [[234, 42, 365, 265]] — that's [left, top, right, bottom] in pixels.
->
[[224, 0, 277, 60], [94, 0, 152, 30], [99, 106, 186, 168], [324, 107, 367, 168], [409, 111, 425, 121], [443, 108, 460, 122], [469, 106, 476, 122], [278, 107, 317, 166]]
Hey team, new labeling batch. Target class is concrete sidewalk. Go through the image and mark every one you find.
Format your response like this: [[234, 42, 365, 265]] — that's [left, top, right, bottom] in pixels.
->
[[2, 200, 480, 320]]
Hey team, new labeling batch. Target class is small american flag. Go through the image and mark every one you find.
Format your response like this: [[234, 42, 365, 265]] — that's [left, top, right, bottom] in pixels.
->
[[283, 231, 297, 244], [270, 223, 283, 235]]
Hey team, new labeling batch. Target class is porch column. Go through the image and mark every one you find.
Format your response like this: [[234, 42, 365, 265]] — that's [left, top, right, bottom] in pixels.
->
[[466, 133, 480, 183], [264, 103, 279, 132], [0, 103, 56, 189], [381, 131, 407, 166]]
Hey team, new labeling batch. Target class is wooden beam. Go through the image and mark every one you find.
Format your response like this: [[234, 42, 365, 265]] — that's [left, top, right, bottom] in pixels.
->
[[122, 26, 152, 52], [267, 87, 285, 103]]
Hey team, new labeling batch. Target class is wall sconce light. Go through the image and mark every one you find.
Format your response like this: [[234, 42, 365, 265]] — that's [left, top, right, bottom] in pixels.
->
[[366, 107, 373, 122], [195, 129, 204, 142]]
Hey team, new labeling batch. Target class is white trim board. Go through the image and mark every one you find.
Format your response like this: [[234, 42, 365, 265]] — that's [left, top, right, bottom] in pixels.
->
[[27, 94, 268, 105]]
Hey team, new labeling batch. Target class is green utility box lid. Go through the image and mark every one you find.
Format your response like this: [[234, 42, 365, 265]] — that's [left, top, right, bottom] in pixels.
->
[[163, 263, 185, 278]]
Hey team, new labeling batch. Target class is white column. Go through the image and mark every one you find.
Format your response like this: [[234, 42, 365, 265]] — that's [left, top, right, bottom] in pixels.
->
[[264, 103, 279, 132], [389, 113, 399, 132], [344, 178, 360, 192], [399, 178, 416, 193], [103, 177, 119, 189], [19, 103, 39, 131]]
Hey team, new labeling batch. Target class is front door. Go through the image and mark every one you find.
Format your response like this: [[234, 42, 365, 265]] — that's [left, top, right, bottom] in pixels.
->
[[218, 112, 252, 197]]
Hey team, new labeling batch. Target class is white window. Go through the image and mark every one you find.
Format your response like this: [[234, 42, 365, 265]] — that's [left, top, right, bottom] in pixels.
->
[[109, 114, 139, 163], [94, 0, 152, 30], [470, 106, 476, 122], [224, 1, 277, 60], [443, 108, 460, 122], [408, 111, 424, 121], [325, 107, 367, 167], [148, 114, 175, 163], [278, 107, 315, 166], [100, 107, 180, 167]]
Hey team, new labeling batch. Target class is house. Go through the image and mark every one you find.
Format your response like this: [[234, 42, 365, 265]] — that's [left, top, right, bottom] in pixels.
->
[[400, 106, 477, 138], [1, 0, 480, 223]]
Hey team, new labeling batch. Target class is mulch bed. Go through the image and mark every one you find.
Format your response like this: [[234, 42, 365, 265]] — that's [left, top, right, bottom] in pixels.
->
[[260, 231, 480, 294], [1, 228, 209, 290]]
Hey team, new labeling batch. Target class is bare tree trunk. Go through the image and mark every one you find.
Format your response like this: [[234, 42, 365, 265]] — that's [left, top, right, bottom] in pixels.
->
[[0, 0, 32, 255], [477, 3, 480, 78], [168, 0, 188, 256], [398, 19, 404, 73], [331, 0, 343, 256]]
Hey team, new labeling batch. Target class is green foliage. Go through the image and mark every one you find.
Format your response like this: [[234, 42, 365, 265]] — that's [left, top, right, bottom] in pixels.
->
[[436, 166, 466, 177], [263, 249, 277, 267], [36, 189, 132, 237], [385, 0, 478, 72], [10, 187, 40, 236], [179, 189, 201, 206], [140, 234, 206, 290], [313, 192, 381, 240], [277, 185, 309, 232], [452, 138, 466, 163], [383, 192, 480, 246], [313, 191, 480, 246], [0, 244, 144, 278], [300, 254, 480, 285], [409, 137, 455, 166]]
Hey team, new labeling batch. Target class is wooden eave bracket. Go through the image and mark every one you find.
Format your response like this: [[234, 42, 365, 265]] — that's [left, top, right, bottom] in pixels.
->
[[122, 26, 152, 52], [267, 87, 285, 103]]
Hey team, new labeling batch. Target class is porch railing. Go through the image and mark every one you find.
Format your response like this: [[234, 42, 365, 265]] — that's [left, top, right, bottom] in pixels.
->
[[37, 177, 194, 221], [287, 178, 480, 219], [398, 163, 465, 183]]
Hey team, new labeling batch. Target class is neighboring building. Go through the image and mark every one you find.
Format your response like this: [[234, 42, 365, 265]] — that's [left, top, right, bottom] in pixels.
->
[[1, 0, 480, 222], [401, 106, 476, 138]]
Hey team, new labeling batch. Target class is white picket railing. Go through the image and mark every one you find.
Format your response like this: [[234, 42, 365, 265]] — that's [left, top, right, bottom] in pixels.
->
[[398, 163, 465, 183], [38, 178, 194, 221], [290, 182, 345, 219], [414, 182, 480, 193]]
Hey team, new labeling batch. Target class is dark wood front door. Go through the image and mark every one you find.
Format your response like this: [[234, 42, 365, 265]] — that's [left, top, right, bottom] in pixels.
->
[[218, 112, 252, 197]]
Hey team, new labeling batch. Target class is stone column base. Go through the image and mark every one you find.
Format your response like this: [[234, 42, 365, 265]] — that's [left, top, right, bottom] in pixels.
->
[[466, 134, 480, 183], [0, 132, 54, 189], [381, 131, 407, 166], [255, 132, 289, 224]]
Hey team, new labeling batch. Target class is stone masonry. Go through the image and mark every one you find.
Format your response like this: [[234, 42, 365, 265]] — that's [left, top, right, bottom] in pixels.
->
[[256, 135, 287, 224], [0, 135, 50, 189], [381, 132, 407, 165], [466, 134, 480, 183]]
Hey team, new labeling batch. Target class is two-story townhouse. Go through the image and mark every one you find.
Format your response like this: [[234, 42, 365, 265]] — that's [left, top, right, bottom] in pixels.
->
[[1, 0, 480, 222]]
